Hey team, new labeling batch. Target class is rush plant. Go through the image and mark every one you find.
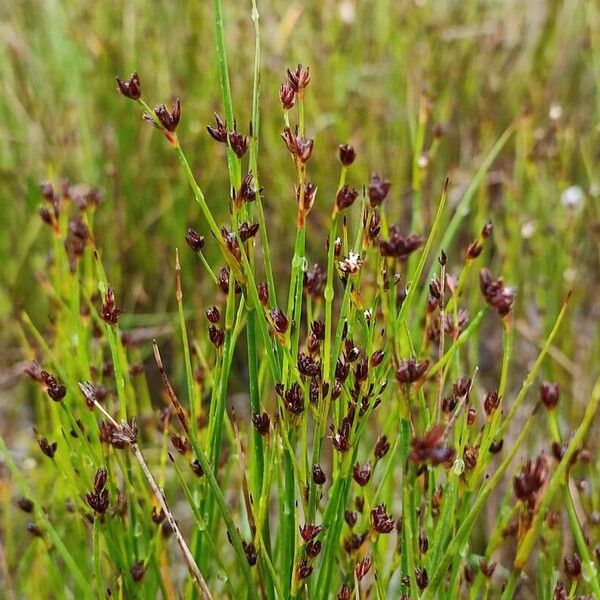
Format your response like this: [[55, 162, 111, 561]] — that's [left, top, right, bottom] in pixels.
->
[[2, 2, 600, 600]]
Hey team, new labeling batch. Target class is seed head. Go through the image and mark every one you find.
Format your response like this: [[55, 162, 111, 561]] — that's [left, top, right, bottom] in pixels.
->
[[338, 251, 364, 275], [299, 523, 323, 542], [563, 552, 581, 580], [298, 352, 320, 377], [368, 173, 391, 207], [540, 381, 560, 410], [206, 305, 220, 323], [206, 113, 228, 143], [252, 412, 270, 436], [489, 439, 504, 454], [281, 127, 314, 163], [40, 370, 66, 401], [374, 435, 390, 460], [94, 467, 108, 493], [270, 307, 289, 334], [415, 567, 429, 590], [296, 558, 313, 580], [336, 185, 359, 211], [279, 81, 296, 110], [312, 464, 326, 485], [339, 144, 356, 166], [354, 556, 372, 581], [258, 281, 269, 306], [331, 419, 352, 453], [217, 267, 241, 295], [352, 462, 371, 486], [38, 437, 57, 459], [27, 522, 43, 537], [154, 99, 181, 133], [284, 383, 304, 415], [17, 497, 34, 513], [151, 506, 166, 523], [483, 391, 500, 416], [242, 540, 258, 566], [304, 264, 326, 298], [410, 425, 455, 466], [337, 585, 352, 600], [479, 268, 515, 317], [379, 226, 423, 259], [170, 434, 190, 455], [101, 286, 120, 326], [208, 325, 225, 348], [287, 64, 311, 94], [182, 459, 201, 479], [85, 488, 109, 515], [130, 561, 146, 582], [238, 172, 258, 203], [479, 559, 496, 578], [466, 240, 483, 259], [419, 531, 429, 553], [229, 129, 248, 158], [306, 539, 322, 558], [238, 222, 260, 242], [185, 228, 205, 252], [395, 358, 429, 384], [513, 452, 549, 509], [370, 503, 394, 534], [341, 510, 356, 529], [116, 72, 141, 100]]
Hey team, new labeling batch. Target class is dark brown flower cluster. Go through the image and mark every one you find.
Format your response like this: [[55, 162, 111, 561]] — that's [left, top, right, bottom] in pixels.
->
[[513, 452, 549, 509], [38, 437, 57, 459], [98, 420, 138, 449], [185, 228, 205, 252], [101, 286, 120, 326], [379, 225, 423, 259], [540, 381, 560, 410], [207, 114, 248, 158], [116, 72, 141, 100], [410, 425, 455, 466], [368, 173, 390, 207], [395, 358, 429, 384], [279, 64, 311, 109], [269, 307, 289, 335], [154, 100, 181, 133], [282, 127, 314, 164], [252, 412, 270, 436], [85, 466, 109, 515], [479, 268, 515, 317], [40, 370, 67, 402], [370, 503, 394, 534], [304, 263, 326, 298]]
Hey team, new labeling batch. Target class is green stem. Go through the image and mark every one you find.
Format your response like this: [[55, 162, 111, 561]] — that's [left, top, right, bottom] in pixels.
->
[[422, 407, 539, 599]]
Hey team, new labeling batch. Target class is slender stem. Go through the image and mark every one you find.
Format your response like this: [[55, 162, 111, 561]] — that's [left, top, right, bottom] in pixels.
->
[[213, 0, 240, 186], [142, 352, 260, 599], [497, 294, 570, 439], [422, 407, 540, 599]]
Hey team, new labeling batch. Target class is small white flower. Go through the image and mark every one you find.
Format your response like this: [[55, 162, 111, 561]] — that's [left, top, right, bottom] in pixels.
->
[[417, 152, 429, 169], [338, 0, 356, 24], [561, 185, 584, 210], [520, 220, 535, 239], [549, 102, 563, 121], [339, 251, 363, 275]]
